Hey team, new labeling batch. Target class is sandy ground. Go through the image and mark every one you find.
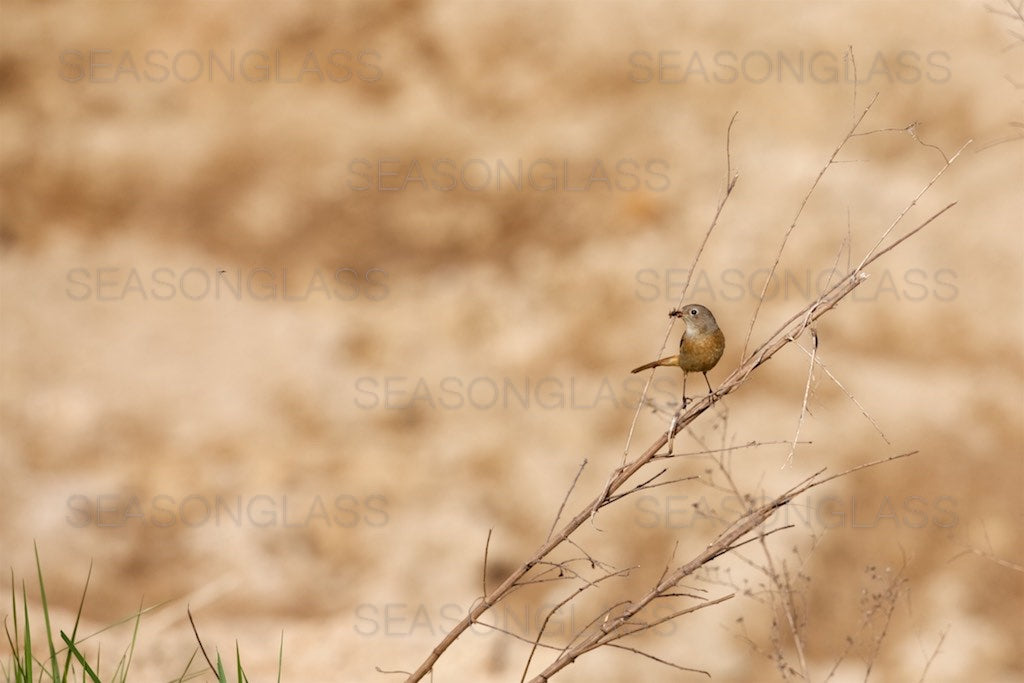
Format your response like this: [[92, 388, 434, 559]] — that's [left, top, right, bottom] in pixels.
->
[[2, 2, 1022, 681]]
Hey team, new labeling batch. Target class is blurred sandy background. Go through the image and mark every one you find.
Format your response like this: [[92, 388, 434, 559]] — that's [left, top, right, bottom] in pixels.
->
[[2, 2, 1022, 681]]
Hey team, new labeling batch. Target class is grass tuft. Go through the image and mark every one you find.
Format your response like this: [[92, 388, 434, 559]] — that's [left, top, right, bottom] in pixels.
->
[[4, 547, 274, 682]]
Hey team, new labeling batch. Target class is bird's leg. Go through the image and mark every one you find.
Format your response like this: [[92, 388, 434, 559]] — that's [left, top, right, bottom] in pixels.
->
[[703, 371, 714, 401], [669, 374, 689, 455]]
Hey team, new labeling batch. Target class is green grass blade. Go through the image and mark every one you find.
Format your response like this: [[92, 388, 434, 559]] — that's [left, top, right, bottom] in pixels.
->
[[61, 631, 101, 683], [111, 649, 127, 682], [121, 596, 145, 681], [76, 600, 170, 646], [215, 651, 226, 683], [234, 641, 250, 683], [5, 569, 24, 679], [170, 646, 200, 683], [3, 618, 23, 680], [21, 581, 31, 683], [33, 542, 61, 683], [61, 560, 93, 682]]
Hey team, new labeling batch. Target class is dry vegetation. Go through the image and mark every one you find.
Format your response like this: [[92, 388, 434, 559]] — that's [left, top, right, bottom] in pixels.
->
[[1, 2, 1022, 682]]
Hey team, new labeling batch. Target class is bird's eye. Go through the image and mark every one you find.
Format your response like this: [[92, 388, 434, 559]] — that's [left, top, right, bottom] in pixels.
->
[[689, 308, 698, 316]]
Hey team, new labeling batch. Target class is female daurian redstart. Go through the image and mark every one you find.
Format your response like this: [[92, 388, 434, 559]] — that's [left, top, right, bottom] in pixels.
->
[[631, 304, 725, 403]]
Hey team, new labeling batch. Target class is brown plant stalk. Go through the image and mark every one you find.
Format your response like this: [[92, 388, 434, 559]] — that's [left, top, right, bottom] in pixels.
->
[[397, 108, 969, 678], [399, 196, 957, 681]]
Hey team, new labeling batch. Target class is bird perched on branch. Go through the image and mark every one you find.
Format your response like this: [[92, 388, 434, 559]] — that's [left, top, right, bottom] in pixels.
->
[[631, 304, 725, 405]]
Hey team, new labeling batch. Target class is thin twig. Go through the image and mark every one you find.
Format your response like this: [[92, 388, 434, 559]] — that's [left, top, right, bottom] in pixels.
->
[[652, 439, 809, 460], [795, 344, 891, 445], [518, 568, 632, 682], [783, 329, 818, 469], [916, 626, 950, 683], [606, 594, 735, 642], [604, 643, 712, 677], [856, 140, 971, 271], [482, 529, 493, 597], [376, 666, 413, 677], [604, 472, 699, 504], [742, 93, 879, 359], [948, 544, 1024, 573], [862, 564, 907, 682], [527, 453, 914, 682], [547, 461, 587, 542], [757, 537, 809, 679], [848, 46, 858, 119]]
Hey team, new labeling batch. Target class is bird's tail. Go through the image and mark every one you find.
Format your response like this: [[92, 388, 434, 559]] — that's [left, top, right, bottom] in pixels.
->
[[630, 355, 679, 374]]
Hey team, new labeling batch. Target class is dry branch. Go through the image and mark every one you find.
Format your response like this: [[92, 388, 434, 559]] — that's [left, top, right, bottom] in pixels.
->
[[398, 113, 966, 680]]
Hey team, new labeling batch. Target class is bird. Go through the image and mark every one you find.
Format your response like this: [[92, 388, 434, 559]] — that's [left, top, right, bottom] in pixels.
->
[[631, 304, 725, 405]]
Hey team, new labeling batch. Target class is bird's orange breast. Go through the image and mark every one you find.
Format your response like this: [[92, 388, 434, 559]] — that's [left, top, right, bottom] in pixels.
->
[[678, 328, 725, 372]]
